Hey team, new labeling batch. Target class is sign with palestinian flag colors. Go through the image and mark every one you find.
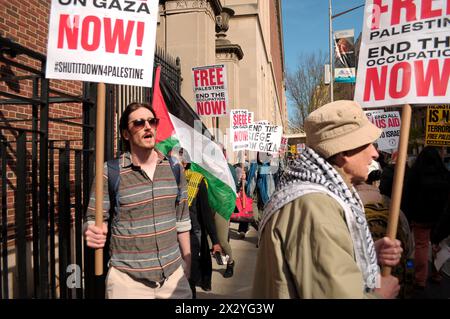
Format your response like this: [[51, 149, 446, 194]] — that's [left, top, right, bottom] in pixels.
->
[[152, 67, 236, 220], [46, 0, 159, 87], [192, 64, 228, 117]]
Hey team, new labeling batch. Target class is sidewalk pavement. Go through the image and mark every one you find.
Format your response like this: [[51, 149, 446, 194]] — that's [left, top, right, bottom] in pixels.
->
[[195, 223, 450, 299], [197, 222, 259, 299]]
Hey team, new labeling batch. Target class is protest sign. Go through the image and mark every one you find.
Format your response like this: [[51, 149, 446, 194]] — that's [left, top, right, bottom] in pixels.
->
[[290, 144, 297, 154], [192, 64, 228, 117], [247, 123, 283, 154], [280, 136, 288, 151], [248, 112, 254, 125], [334, 29, 356, 83], [366, 110, 401, 151], [355, 0, 449, 108], [46, 0, 158, 87], [425, 105, 450, 146], [230, 109, 249, 151], [297, 143, 306, 153], [364, 109, 384, 117]]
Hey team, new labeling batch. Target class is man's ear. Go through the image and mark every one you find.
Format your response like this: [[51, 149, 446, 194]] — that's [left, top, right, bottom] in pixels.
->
[[331, 152, 346, 167], [122, 129, 130, 141]]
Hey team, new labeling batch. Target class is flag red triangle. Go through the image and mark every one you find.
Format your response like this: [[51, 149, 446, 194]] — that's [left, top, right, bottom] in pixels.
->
[[152, 66, 174, 144]]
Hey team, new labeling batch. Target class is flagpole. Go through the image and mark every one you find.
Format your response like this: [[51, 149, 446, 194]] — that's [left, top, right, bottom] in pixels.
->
[[94, 82, 106, 276], [328, 0, 334, 102], [241, 150, 246, 209]]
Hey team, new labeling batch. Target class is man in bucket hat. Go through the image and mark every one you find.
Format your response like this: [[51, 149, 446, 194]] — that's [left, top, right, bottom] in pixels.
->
[[253, 100, 402, 298]]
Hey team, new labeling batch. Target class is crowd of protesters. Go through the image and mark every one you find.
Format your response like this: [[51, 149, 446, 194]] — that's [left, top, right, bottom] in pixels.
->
[[84, 100, 450, 299]]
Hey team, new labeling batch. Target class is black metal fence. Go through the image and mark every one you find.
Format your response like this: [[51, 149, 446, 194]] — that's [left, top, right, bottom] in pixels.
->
[[0, 36, 181, 299]]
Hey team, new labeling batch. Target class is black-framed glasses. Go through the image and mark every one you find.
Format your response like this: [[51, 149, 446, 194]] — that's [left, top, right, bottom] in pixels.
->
[[129, 117, 159, 129]]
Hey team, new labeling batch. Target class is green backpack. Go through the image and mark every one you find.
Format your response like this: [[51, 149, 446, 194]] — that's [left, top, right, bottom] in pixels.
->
[[364, 202, 415, 299]]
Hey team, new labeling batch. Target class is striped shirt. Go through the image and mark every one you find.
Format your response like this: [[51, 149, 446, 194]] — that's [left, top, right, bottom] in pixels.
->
[[85, 152, 191, 283]]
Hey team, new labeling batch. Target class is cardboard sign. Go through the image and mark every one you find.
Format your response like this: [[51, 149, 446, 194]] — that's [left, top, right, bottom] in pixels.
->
[[425, 105, 450, 146], [247, 123, 283, 153], [46, 0, 159, 87], [192, 64, 228, 117], [230, 109, 249, 151], [366, 111, 401, 151], [355, 0, 449, 107]]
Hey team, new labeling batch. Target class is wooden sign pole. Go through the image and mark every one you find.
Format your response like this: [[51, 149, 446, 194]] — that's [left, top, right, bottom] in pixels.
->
[[95, 83, 106, 276], [382, 104, 412, 276], [241, 150, 246, 209]]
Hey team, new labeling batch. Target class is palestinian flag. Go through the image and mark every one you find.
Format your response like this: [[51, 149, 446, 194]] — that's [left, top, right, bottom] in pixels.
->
[[152, 66, 237, 220]]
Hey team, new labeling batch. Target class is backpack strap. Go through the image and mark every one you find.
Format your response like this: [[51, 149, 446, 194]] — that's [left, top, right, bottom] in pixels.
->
[[168, 159, 182, 204], [107, 159, 121, 221]]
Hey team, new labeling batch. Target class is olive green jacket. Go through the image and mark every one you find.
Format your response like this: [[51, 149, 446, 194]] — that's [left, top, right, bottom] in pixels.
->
[[252, 192, 379, 299]]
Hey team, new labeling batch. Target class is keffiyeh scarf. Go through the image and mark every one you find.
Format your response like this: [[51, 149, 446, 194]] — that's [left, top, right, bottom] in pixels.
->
[[261, 147, 380, 291]]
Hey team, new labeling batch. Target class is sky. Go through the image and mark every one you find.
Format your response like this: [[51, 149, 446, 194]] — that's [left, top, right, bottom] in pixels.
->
[[282, 0, 366, 74]]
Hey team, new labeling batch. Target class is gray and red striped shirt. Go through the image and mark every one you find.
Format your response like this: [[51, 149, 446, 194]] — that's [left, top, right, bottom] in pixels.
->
[[86, 152, 191, 283]]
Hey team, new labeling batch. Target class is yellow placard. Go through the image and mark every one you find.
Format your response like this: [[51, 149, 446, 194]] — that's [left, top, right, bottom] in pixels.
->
[[290, 145, 297, 154], [425, 105, 450, 147]]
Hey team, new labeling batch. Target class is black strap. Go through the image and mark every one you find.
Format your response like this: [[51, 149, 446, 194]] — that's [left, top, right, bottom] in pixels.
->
[[168, 160, 182, 204], [107, 159, 121, 221]]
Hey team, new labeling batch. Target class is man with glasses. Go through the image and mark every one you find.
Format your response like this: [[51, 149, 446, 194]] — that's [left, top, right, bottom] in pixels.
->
[[84, 102, 192, 299], [253, 101, 402, 299]]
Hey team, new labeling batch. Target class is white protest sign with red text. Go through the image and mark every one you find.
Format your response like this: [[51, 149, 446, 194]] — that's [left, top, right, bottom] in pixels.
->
[[355, 0, 449, 108], [46, 0, 158, 87], [365, 110, 401, 150], [192, 64, 228, 117], [248, 112, 254, 125], [230, 109, 249, 151]]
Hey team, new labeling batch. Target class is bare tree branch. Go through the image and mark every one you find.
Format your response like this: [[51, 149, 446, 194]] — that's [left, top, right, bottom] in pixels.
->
[[286, 52, 329, 132]]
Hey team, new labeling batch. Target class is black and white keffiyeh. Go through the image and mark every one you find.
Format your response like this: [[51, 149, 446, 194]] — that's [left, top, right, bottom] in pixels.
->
[[261, 147, 379, 291]]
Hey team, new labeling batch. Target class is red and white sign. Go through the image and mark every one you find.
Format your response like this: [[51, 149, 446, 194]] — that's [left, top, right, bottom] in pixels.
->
[[230, 109, 249, 151], [248, 112, 254, 125], [280, 136, 288, 151], [365, 110, 401, 150], [46, 0, 159, 87], [355, 0, 449, 108], [192, 64, 228, 117]]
